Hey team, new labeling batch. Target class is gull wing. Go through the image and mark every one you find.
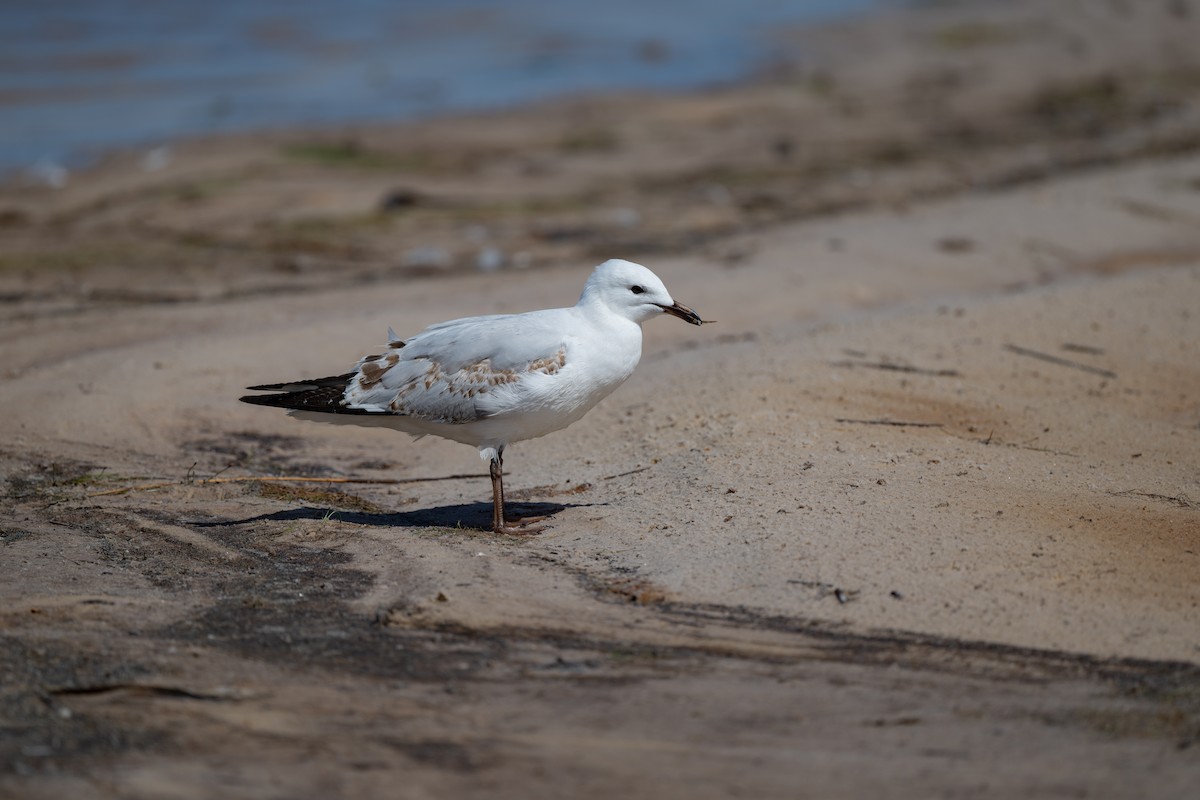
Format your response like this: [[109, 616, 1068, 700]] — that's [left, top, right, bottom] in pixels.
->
[[343, 309, 574, 423]]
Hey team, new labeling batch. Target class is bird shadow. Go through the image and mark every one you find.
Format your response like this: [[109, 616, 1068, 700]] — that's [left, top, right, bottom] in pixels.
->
[[192, 500, 602, 533]]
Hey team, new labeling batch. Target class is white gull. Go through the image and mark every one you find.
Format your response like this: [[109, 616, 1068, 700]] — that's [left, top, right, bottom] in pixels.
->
[[240, 259, 708, 534]]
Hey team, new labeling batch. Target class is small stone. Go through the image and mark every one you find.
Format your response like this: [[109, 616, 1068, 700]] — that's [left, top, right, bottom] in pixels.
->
[[476, 247, 504, 272], [379, 187, 422, 212], [402, 247, 451, 269], [606, 208, 641, 228], [142, 146, 172, 172]]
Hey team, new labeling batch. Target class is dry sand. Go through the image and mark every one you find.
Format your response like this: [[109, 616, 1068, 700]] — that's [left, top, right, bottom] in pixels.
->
[[2, 1, 1199, 797]]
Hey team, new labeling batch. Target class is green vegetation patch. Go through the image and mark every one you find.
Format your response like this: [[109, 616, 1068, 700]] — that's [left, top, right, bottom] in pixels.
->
[[929, 21, 1021, 51]]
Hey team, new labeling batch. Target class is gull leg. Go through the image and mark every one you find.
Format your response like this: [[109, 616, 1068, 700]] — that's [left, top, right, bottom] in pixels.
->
[[499, 453, 550, 528], [489, 453, 545, 535]]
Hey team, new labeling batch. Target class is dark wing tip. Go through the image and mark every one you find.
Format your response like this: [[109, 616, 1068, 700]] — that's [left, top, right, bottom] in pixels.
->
[[239, 392, 308, 409], [240, 372, 356, 413], [244, 373, 355, 393]]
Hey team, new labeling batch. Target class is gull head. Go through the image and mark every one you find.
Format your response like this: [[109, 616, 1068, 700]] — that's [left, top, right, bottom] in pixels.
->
[[580, 259, 704, 326]]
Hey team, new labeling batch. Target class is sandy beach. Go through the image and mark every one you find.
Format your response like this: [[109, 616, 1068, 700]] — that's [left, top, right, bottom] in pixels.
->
[[2, 1, 1199, 797]]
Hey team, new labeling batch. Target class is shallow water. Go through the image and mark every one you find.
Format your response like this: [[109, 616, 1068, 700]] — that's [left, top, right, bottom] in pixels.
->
[[0, 0, 885, 176]]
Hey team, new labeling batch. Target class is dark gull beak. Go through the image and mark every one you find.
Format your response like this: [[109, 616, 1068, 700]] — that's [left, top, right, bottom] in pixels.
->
[[657, 301, 708, 326]]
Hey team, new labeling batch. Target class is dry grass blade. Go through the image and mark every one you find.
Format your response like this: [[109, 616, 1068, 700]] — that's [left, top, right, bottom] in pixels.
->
[[835, 418, 943, 427], [1004, 344, 1117, 379]]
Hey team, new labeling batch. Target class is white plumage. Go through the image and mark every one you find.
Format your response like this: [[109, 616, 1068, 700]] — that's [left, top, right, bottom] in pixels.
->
[[242, 259, 706, 533]]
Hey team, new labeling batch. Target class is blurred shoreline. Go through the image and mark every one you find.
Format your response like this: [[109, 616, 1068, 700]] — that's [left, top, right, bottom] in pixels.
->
[[4, 0, 1200, 310], [0, 0, 886, 177]]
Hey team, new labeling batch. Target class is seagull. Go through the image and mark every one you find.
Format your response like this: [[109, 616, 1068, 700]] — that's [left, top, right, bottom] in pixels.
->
[[240, 259, 708, 534]]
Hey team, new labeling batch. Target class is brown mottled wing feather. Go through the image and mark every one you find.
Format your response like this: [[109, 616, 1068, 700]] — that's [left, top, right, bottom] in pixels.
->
[[343, 312, 573, 424]]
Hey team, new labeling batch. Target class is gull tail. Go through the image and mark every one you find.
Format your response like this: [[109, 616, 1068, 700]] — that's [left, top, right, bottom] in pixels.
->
[[240, 373, 363, 414]]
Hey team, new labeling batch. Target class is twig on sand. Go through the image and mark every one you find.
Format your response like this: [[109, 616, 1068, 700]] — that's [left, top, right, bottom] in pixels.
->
[[1012, 444, 1079, 457], [602, 466, 651, 480], [828, 360, 961, 378], [88, 473, 482, 498], [1107, 489, 1195, 509], [835, 418, 943, 428], [1060, 342, 1105, 356], [1004, 344, 1117, 379], [974, 432, 1079, 457], [48, 683, 246, 701]]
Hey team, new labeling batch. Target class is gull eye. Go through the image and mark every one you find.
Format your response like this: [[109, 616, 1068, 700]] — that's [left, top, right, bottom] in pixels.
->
[[630, 285, 645, 295]]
